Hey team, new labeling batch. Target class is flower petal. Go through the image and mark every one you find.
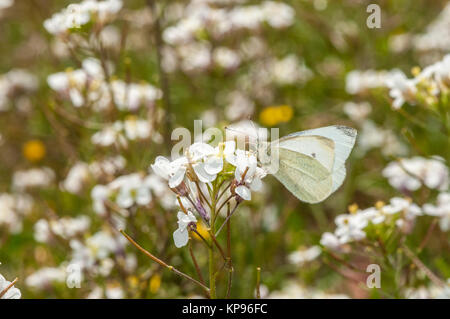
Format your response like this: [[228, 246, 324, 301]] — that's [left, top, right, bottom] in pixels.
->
[[173, 228, 189, 248], [193, 164, 216, 183], [205, 157, 223, 175], [169, 166, 186, 188], [235, 185, 251, 200]]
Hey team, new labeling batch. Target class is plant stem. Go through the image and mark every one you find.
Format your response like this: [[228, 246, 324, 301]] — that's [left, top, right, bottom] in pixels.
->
[[401, 244, 446, 287], [208, 188, 218, 299], [188, 240, 207, 291], [0, 277, 18, 298], [225, 202, 233, 298], [209, 239, 216, 299], [120, 230, 210, 294], [216, 203, 240, 236], [256, 267, 261, 299]]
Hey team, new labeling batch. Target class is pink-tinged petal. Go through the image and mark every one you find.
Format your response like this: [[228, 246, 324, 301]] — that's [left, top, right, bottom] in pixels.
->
[[235, 185, 251, 200]]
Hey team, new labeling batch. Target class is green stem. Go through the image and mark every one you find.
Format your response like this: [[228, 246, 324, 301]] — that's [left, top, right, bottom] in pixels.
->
[[209, 190, 218, 299], [209, 237, 216, 298]]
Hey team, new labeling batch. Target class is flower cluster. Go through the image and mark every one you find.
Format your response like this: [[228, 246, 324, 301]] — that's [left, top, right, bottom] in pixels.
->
[[345, 69, 403, 95], [163, 1, 294, 46], [413, 3, 450, 53], [91, 117, 162, 148], [383, 156, 449, 192], [386, 55, 450, 109], [151, 140, 267, 247], [62, 156, 126, 194], [0, 69, 38, 112], [91, 172, 175, 217], [0, 193, 33, 234], [12, 167, 55, 191], [320, 197, 422, 250], [34, 216, 91, 243], [48, 58, 162, 111], [160, 1, 296, 75], [44, 0, 123, 36]]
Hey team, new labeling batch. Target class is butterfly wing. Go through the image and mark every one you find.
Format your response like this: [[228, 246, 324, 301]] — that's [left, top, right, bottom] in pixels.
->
[[283, 125, 357, 192], [273, 136, 335, 203]]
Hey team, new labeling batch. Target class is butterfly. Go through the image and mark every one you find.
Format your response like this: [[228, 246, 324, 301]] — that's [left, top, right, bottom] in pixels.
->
[[226, 122, 357, 203]]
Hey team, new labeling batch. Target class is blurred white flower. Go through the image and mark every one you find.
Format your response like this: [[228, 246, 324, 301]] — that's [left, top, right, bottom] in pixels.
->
[[44, 0, 123, 36], [288, 246, 321, 266], [25, 267, 66, 290], [0, 193, 33, 234], [423, 192, 450, 232], [383, 157, 449, 192], [343, 101, 372, 123], [34, 216, 91, 243], [12, 167, 55, 191], [320, 232, 341, 250], [213, 47, 241, 70], [0, 69, 38, 111]]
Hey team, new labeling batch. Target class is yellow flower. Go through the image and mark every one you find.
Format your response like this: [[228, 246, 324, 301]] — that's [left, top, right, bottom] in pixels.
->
[[23, 140, 46, 162], [127, 276, 139, 289], [259, 105, 293, 126], [192, 222, 210, 241], [348, 203, 359, 214], [149, 274, 161, 294], [375, 201, 385, 210], [411, 66, 421, 77]]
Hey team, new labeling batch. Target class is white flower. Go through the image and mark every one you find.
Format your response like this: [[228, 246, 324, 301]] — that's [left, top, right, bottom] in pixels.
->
[[44, 0, 123, 36], [25, 267, 66, 290], [173, 211, 197, 248], [229, 150, 266, 201], [383, 157, 449, 192], [423, 192, 450, 232], [151, 156, 188, 188], [385, 70, 417, 109], [334, 214, 367, 244], [62, 162, 90, 194], [343, 101, 372, 123], [188, 142, 217, 183], [320, 232, 341, 250], [0, 193, 33, 234], [262, 1, 295, 29], [12, 167, 55, 191], [0, 274, 21, 299], [213, 47, 241, 70], [288, 246, 321, 266], [34, 216, 90, 243]]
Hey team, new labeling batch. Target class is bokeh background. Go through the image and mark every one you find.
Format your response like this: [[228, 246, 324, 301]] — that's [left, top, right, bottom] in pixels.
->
[[0, 0, 449, 299]]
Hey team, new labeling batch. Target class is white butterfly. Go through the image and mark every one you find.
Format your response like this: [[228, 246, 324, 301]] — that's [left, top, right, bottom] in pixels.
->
[[226, 122, 357, 203]]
